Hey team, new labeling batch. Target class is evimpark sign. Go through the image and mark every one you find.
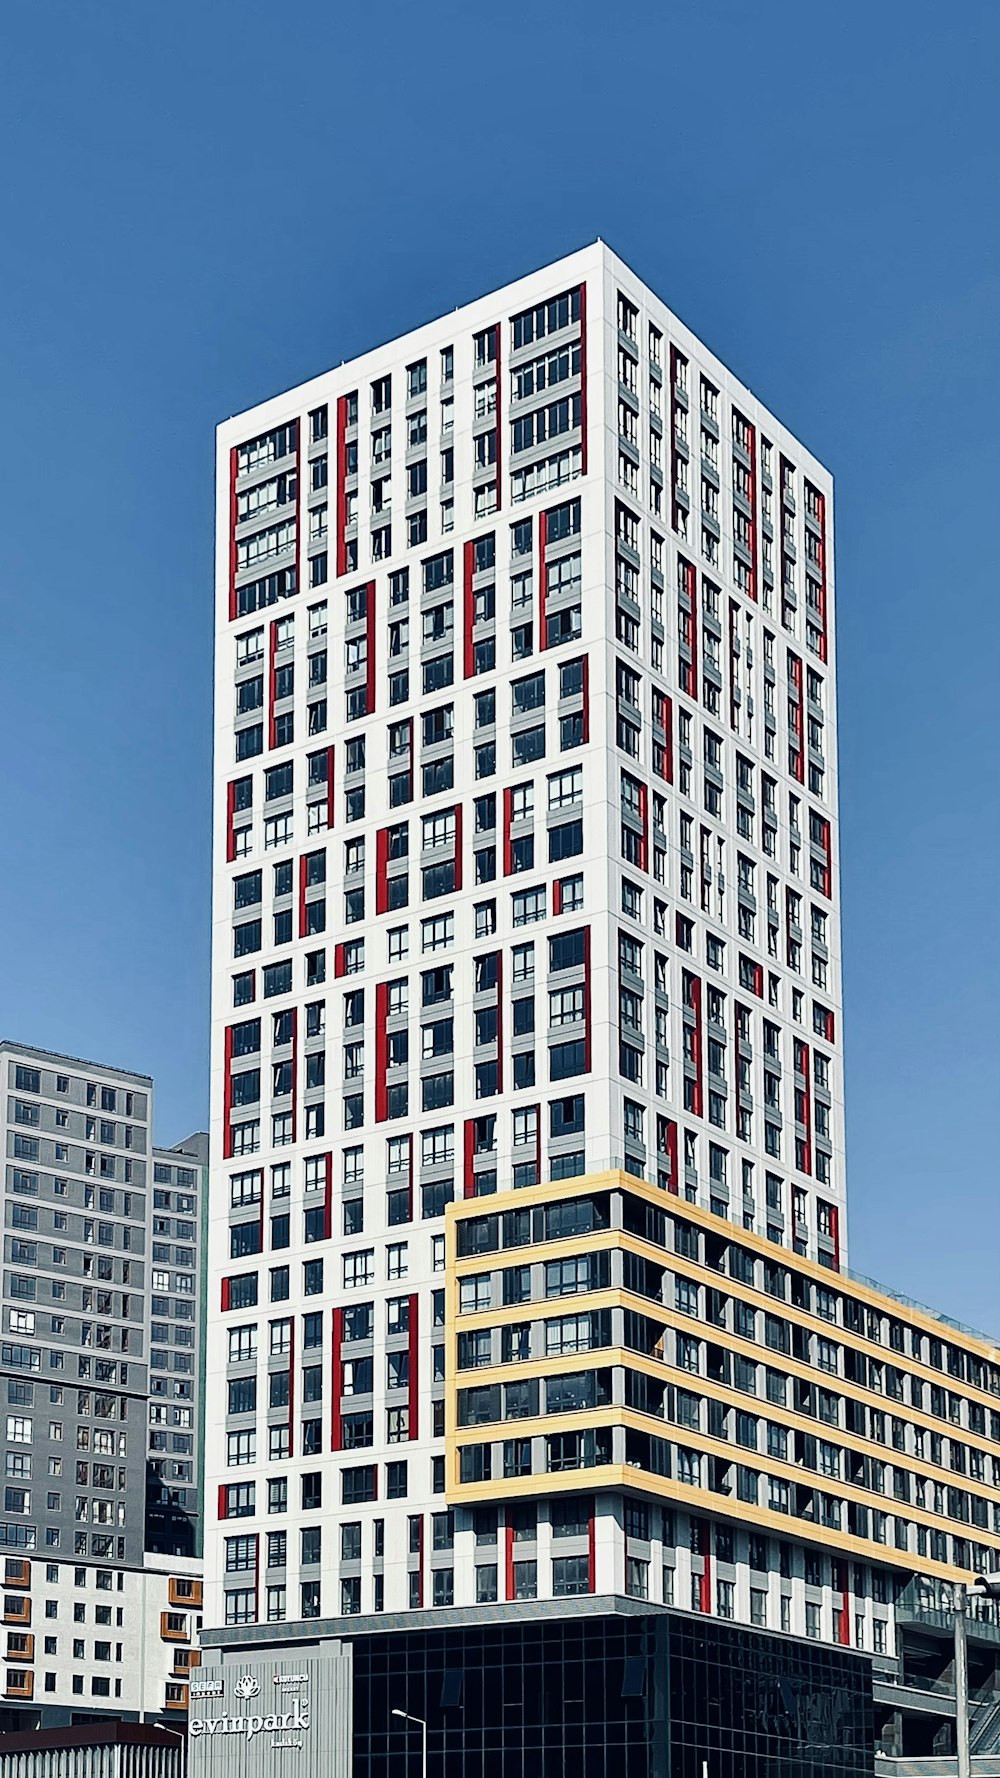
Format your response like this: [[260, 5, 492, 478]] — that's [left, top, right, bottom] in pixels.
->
[[188, 1649, 351, 1778]]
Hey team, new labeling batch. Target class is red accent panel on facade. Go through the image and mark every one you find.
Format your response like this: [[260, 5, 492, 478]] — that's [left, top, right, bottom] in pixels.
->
[[298, 854, 309, 939], [228, 447, 238, 622], [330, 1308, 343, 1451], [495, 952, 504, 1094], [666, 1118, 678, 1194], [493, 325, 502, 511], [700, 1548, 712, 1616], [789, 653, 805, 782], [745, 417, 758, 603], [587, 1512, 596, 1593], [226, 781, 237, 864], [220, 1276, 231, 1312], [326, 745, 335, 830], [334, 943, 347, 978], [463, 1120, 477, 1199], [504, 1523, 515, 1602], [453, 802, 463, 894], [800, 1041, 813, 1177], [578, 283, 588, 477], [217, 1484, 229, 1522], [583, 926, 592, 1072], [335, 397, 349, 578], [537, 510, 548, 650], [222, 1026, 234, 1160], [637, 782, 649, 873], [267, 619, 278, 750], [323, 1150, 333, 1241], [805, 481, 829, 662], [364, 580, 376, 716], [728, 600, 740, 732], [690, 975, 703, 1118], [407, 1294, 419, 1442], [829, 1204, 841, 1271], [375, 828, 390, 915], [813, 813, 832, 898], [836, 1562, 850, 1641], [374, 982, 390, 1124], [287, 1319, 295, 1455], [552, 878, 563, 916], [580, 653, 590, 743], [679, 557, 697, 697], [463, 540, 476, 679], [289, 1007, 298, 1144], [502, 788, 514, 875]]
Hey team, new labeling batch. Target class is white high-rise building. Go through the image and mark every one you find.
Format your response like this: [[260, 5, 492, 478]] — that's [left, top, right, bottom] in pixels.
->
[[205, 241, 847, 1636]]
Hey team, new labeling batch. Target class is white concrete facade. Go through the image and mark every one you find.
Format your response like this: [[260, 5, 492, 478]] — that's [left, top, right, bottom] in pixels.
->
[[205, 243, 844, 1635]]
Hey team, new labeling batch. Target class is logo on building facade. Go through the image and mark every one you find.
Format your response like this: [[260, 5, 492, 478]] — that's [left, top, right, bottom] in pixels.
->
[[234, 1675, 261, 1700]]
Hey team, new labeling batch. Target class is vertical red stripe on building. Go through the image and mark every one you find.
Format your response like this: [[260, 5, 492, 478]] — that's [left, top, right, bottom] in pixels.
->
[[502, 788, 514, 875], [700, 1549, 712, 1616], [665, 1118, 678, 1194], [217, 1484, 229, 1521], [800, 1042, 812, 1177], [326, 744, 335, 830], [690, 976, 703, 1117], [298, 854, 309, 938], [504, 1522, 515, 1601], [493, 324, 502, 511], [583, 926, 592, 1072], [267, 619, 278, 750], [226, 781, 237, 863], [637, 783, 649, 873], [552, 878, 563, 916], [330, 1307, 343, 1451], [323, 1150, 333, 1241], [578, 283, 588, 477], [580, 653, 590, 743], [228, 446, 239, 621], [335, 396, 349, 578], [220, 1276, 231, 1312], [375, 827, 390, 915], [495, 952, 504, 1094], [686, 559, 698, 691], [222, 1026, 234, 1160], [463, 539, 476, 679], [836, 1563, 850, 1642], [789, 652, 805, 783], [364, 579, 376, 716], [453, 803, 463, 893], [334, 943, 347, 978], [829, 1204, 841, 1272], [289, 1007, 298, 1144], [729, 600, 740, 731], [746, 419, 758, 603], [463, 1119, 477, 1199], [407, 1294, 419, 1441], [374, 982, 389, 1123], [287, 1319, 295, 1456], [537, 510, 548, 650]]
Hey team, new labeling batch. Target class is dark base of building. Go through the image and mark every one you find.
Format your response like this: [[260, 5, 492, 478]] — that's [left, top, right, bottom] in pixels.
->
[[0, 1709, 163, 1735], [202, 1597, 874, 1777]]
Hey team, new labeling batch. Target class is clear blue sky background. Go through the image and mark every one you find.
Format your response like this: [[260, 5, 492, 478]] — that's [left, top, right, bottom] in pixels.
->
[[1, 1, 997, 1326]]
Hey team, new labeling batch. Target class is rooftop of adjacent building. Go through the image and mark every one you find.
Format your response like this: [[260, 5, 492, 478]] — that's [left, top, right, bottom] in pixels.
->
[[0, 1038, 152, 1086], [155, 1132, 209, 1167], [0, 1723, 184, 1754]]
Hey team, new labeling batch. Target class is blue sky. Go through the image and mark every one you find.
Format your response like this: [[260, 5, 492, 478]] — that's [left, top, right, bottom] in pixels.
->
[[0, 0, 997, 1327]]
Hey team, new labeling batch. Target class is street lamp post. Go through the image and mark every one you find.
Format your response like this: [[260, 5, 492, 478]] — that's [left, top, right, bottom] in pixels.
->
[[392, 1707, 428, 1778], [955, 1572, 1000, 1778]]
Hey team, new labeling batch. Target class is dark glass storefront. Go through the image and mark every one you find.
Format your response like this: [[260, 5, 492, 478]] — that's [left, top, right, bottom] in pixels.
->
[[351, 1608, 873, 1778]]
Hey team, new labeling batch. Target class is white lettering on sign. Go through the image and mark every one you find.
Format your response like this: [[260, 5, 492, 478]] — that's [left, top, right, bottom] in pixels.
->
[[190, 1680, 224, 1698], [189, 1702, 310, 1745]]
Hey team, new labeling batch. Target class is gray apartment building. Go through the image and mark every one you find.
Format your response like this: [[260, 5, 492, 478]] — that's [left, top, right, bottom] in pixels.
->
[[0, 1042, 205, 1728]]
